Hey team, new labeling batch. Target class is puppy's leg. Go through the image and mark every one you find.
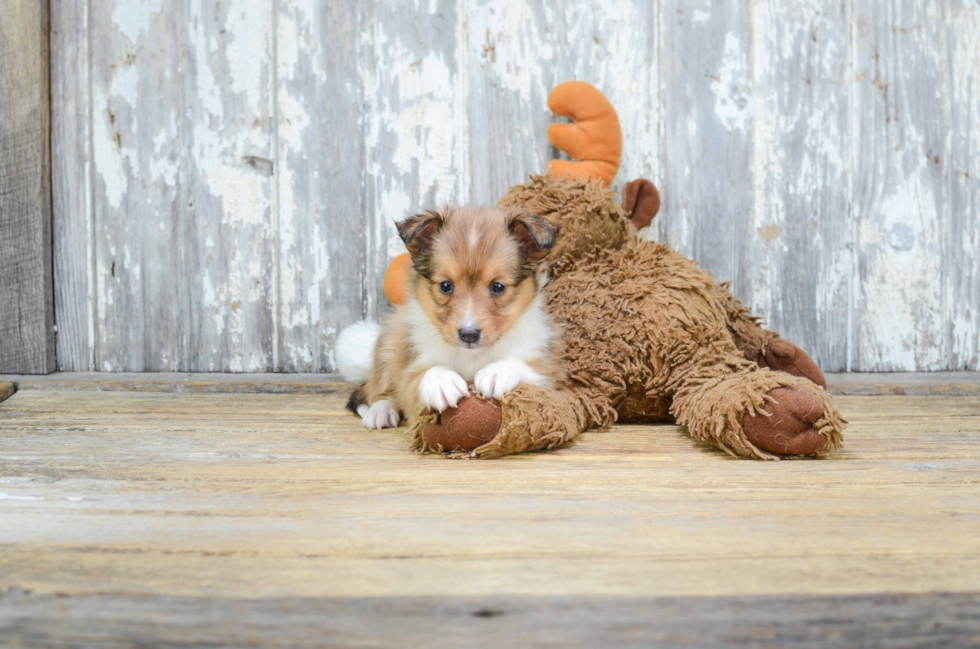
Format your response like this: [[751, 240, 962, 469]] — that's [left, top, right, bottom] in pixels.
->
[[349, 338, 405, 429], [349, 384, 400, 429], [474, 357, 550, 400], [359, 399, 401, 429], [417, 366, 469, 413]]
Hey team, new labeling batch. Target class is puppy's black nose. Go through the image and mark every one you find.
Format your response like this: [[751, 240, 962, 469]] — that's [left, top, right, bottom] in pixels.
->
[[458, 327, 482, 345]]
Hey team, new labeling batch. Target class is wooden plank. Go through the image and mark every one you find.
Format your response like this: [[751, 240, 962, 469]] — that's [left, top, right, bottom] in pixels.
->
[[465, 1, 659, 206], [851, 2, 950, 371], [827, 371, 980, 396], [355, 0, 469, 330], [2, 590, 979, 649], [948, 1, 980, 371], [50, 0, 95, 371], [274, 1, 366, 371], [0, 372, 350, 394], [1, 390, 979, 603], [87, 0, 276, 371], [0, 0, 55, 374], [43, 0, 980, 374], [660, 2, 755, 311], [1, 371, 977, 396], [747, 0, 850, 372]]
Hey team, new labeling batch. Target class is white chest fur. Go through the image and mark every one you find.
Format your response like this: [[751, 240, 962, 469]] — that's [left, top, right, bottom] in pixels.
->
[[404, 296, 553, 381]]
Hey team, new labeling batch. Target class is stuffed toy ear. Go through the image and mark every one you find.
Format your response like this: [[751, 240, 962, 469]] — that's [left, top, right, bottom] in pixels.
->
[[509, 214, 557, 262], [623, 178, 661, 230], [546, 81, 622, 187]]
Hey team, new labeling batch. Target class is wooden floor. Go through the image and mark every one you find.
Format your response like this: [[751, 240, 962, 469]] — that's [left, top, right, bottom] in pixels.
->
[[1, 375, 979, 647]]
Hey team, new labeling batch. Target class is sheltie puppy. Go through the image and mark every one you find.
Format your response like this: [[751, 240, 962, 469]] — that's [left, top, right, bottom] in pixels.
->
[[338, 207, 561, 429]]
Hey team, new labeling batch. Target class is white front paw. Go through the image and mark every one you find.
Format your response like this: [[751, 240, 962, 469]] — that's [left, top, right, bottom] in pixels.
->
[[361, 400, 400, 429], [419, 366, 469, 412], [474, 360, 522, 399]]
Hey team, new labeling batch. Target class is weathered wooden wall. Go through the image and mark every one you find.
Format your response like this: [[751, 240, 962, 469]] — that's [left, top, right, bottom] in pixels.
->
[[0, 0, 56, 374], [50, 0, 980, 373]]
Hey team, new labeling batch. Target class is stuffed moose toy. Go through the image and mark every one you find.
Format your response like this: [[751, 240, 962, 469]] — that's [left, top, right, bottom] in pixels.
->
[[369, 81, 846, 460]]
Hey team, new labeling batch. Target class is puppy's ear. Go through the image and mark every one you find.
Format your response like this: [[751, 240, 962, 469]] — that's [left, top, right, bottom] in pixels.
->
[[396, 210, 443, 258], [508, 214, 557, 263]]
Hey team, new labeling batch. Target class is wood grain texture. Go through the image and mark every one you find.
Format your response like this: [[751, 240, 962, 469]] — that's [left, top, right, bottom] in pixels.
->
[[659, 0, 757, 325], [749, 0, 850, 372], [275, 0, 364, 371], [466, 0, 659, 206], [0, 0, 55, 374], [47, 0, 980, 373], [51, 0, 95, 372], [2, 390, 980, 603], [2, 387, 980, 645], [948, 0, 980, 371], [0, 372, 351, 394], [1, 370, 978, 395], [86, 0, 276, 372], [827, 370, 980, 395], [851, 1, 950, 371], [3, 590, 979, 649], [358, 0, 468, 317]]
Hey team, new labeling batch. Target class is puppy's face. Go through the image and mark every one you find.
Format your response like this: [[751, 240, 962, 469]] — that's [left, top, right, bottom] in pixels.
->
[[397, 207, 556, 349]]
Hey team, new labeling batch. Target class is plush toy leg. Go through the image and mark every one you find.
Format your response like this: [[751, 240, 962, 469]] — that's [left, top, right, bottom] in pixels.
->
[[670, 366, 845, 460], [711, 281, 828, 389], [757, 339, 827, 389], [411, 383, 601, 459]]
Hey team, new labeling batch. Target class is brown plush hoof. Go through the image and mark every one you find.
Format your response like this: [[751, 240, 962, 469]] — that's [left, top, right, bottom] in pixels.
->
[[759, 338, 827, 389], [743, 385, 829, 456], [423, 395, 502, 453]]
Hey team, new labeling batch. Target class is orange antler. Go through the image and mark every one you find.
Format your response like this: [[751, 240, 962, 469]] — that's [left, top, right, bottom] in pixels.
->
[[546, 81, 622, 187]]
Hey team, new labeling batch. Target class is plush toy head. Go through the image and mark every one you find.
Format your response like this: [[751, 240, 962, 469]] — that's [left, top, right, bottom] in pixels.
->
[[496, 174, 633, 268]]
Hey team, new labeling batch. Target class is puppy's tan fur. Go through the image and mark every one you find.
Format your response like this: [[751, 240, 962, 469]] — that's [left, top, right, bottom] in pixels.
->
[[350, 207, 562, 428]]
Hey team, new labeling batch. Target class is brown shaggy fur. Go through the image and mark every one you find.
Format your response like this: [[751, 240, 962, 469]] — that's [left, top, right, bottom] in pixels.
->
[[409, 174, 847, 459]]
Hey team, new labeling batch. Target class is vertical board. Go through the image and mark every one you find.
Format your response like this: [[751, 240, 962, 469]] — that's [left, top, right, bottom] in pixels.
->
[[660, 0, 756, 302], [277, 0, 468, 372], [0, 0, 55, 374], [87, 0, 275, 371], [51, 0, 95, 371], [851, 0, 950, 371], [749, 0, 851, 371], [465, 0, 658, 207], [358, 0, 469, 314], [275, 0, 365, 371], [948, 1, 980, 371]]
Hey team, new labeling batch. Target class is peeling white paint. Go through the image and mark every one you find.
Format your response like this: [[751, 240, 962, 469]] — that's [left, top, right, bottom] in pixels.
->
[[0, 493, 44, 501], [307, 223, 329, 326], [712, 32, 751, 133], [111, 0, 164, 44], [93, 61, 140, 210], [56, 0, 980, 373]]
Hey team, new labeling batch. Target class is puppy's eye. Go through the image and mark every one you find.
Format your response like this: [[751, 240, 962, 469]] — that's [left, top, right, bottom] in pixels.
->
[[490, 281, 506, 295], [439, 280, 454, 295]]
